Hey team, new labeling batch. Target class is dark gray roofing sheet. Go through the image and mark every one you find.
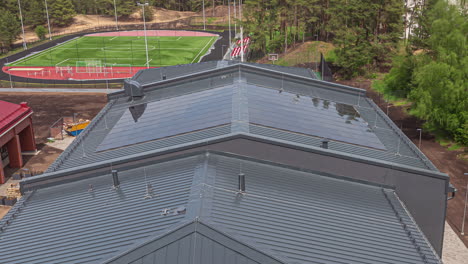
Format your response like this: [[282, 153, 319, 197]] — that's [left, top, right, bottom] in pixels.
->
[[125, 231, 262, 264], [46, 63, 435, 173], [0, 155, 200, 264], [96, 86, 234, 151], [205, 154, 440, 264], [1, 153, 441, 264], [104, 221, 281, 264]]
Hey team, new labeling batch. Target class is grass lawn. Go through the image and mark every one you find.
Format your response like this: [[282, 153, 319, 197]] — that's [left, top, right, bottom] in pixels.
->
[[8, 36, 217, 68]]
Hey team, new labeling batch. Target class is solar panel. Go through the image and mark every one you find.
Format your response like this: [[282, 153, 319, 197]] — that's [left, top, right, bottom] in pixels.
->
[[96, 86, 233, 151], [247, 86, 386, 150]]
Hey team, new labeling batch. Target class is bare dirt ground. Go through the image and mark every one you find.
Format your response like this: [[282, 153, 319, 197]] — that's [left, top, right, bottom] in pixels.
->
[[256, 41, 335, 67], [0, 92, 107, 144], [0, 93, 107, 218], [337, 78, 468, 253]]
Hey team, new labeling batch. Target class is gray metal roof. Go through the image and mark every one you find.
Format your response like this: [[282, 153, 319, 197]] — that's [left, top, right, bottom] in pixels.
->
[[103, 221, 284, 264], [0, 152, 441, 264], [132, 60, 317, 85], [46, 62, 436, 174]]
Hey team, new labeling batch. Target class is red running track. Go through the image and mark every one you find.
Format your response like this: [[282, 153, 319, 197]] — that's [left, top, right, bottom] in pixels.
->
[[2, 30, 217, 81], [2, 66, 152, 81], [87, 30, 218, 37]]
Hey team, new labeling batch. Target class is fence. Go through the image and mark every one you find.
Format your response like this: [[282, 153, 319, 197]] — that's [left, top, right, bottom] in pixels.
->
[[49, 116, 78, 140]]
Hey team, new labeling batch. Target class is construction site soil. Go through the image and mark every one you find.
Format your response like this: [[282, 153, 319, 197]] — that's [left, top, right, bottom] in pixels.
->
[[0, 92, 107, 144]]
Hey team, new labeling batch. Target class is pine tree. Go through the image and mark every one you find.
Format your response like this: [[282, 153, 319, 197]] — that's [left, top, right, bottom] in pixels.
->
[[97, 0, 136, 18], [50, 0, 76, 27], [0, 9, 21, 53], [25, 0, 46, 27]]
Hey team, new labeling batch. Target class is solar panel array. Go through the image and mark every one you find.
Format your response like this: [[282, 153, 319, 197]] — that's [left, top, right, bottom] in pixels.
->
[[247, 86, 386, 150], [96, 86, 233, 151]]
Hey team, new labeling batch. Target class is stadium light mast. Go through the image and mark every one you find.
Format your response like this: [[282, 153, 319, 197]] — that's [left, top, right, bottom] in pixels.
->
[[239, 0, 243, 62], [202, 0, 206, 31], [44, 0, 52, 40], [113, 0, 119, 30], [233, 0, 236, 36], [137, 2, 150, 69], [17, 0, 27, 50], [228, 0, 231, 50]]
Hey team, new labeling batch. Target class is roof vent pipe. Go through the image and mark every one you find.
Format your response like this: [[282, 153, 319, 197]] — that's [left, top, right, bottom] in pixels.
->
[[321, 139, 329, 149], [112, 170, 120, 189], [238, 173, 245, 193]]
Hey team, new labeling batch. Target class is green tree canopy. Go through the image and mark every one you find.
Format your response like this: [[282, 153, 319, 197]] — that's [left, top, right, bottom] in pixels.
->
[[383, 0, 467, 144], [0, 9, 21, 52], [50, 0, 76, 27]]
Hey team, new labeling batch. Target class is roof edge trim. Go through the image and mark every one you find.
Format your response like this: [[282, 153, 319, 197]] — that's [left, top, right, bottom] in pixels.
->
[[0, 111, 33, 138], [107, 62, 365, 101], [21, 133, 447, 193]]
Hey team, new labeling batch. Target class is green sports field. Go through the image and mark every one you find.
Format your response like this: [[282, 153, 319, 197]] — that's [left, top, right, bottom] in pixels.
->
[[10, 35, 217, 68]]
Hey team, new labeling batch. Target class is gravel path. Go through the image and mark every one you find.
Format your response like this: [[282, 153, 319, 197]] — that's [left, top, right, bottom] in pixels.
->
[[442, 222, 468, 264]]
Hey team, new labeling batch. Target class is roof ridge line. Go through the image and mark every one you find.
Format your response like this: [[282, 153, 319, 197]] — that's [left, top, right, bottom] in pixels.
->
[[47, 100, 117, 172], [392, 191, 443, 263], [99, 220, 195, 264], [365, 98, 437, 171], [0, 191, 35, 233], [381, 189, 439, 263], [101, 219, 288, 264]]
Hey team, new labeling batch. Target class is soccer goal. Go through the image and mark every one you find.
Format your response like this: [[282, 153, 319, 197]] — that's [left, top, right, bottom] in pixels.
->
[[76, 60, 103, 73]]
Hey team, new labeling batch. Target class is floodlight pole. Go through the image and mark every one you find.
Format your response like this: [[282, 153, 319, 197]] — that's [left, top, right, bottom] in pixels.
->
[[462, 173, 468, 235], [239, 0, 244, 62], [44, 0, 52, 40], [202, 0, 206, 31], [137, 2, 150, 69], [233, 0, 237, 36], [240, 27, 244, 62], [17, 0, 27, 50], [228, 0, 231, 47], [113, 0, 119, 30]]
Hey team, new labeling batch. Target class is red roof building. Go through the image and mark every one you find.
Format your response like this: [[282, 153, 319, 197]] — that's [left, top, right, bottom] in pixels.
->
[[0, 101, 36, 184]]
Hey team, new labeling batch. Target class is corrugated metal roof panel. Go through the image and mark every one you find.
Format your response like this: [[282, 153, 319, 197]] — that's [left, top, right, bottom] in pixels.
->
[[0, 153, 441, 264], [47, 62, 435, 173], [0, 155, 200, 264], [204, 154, 441, 264]]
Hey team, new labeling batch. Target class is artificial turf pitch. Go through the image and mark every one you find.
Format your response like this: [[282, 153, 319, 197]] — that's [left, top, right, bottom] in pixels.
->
[[10, 35, 217, 68]]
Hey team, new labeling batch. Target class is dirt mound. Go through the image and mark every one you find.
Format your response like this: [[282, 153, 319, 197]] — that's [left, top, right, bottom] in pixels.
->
[[130, 7, 196, 21], [198, 5, 231, 17], [256, 41, 335, 66]]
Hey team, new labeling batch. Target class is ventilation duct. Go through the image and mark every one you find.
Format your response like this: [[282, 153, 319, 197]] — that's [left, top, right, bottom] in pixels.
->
[[112, 170, 120, 188], [238, 173, 246, 193], [321, 139, 329, 149], [124, 79, 144, 99]]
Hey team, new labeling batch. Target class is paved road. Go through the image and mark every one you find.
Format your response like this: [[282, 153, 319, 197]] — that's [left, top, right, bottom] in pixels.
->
[[0, 88, 121, 93]]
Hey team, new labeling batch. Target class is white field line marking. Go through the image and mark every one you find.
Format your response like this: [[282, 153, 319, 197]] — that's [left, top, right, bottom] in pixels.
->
[[191, 37, 215, 64], [55, 58, 70, 66], [176, 36, 182, 41], [109, 36, 118, 41], [146, 59, 153, 66], [11, 38, 80, 65]]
